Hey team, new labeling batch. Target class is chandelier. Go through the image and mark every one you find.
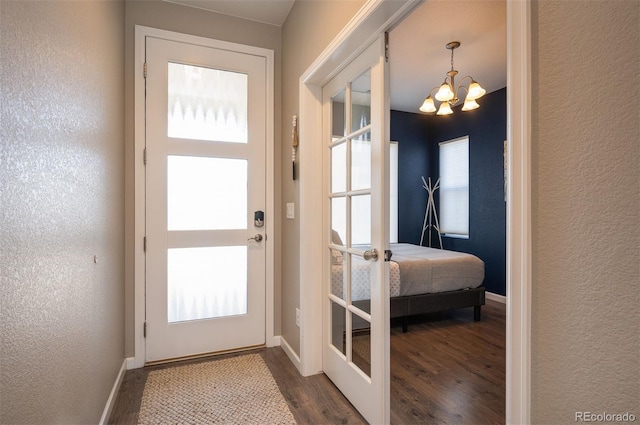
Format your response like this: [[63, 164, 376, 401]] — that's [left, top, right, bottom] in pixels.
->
[[419, 41, 486, 115]]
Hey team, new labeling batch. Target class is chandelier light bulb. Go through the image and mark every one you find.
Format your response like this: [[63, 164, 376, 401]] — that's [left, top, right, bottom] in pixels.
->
[[437, 101, 453, 115], [419, 96, 437, 113], [462, 97, 479, 111], [435, 81, 454, 102], [466, 81, 486, 100]]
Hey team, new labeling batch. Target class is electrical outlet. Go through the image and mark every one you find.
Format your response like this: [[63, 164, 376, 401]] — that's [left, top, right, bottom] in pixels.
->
[[286, 203, 295, 219], [295, 308, 300, 327]]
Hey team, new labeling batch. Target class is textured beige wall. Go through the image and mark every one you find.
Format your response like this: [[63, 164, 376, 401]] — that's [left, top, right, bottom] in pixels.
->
[[0, 1, 125, 423], [531, 0, 639, 422], [280, 0, 366, 354], [123, 0, 282, 356]]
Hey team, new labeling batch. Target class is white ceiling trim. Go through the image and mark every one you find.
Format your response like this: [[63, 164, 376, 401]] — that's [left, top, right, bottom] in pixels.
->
[[162, 0, 295, 27]]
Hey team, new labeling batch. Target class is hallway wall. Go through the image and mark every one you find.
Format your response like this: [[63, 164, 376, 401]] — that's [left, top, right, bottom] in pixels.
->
[[280, 0, 366, 355], [530, 1, 639, 421], [0, 1, 125, 423]]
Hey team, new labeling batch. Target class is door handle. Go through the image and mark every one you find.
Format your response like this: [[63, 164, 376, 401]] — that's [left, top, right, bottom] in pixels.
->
[[363, 249, 378, 262], [248, 234, 263, 242]]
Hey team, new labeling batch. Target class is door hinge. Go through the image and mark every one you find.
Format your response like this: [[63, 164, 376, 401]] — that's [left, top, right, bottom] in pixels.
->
[[143, 62, 147, 79], [143, 147, 147, 165], [143, 322, 147, 338], [143, 236, 147, 252], [384, 32, 389, 63]]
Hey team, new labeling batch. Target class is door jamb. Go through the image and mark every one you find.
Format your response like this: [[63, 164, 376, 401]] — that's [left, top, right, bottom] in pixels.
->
[[297, 0, 532, 423], [133, 25, 276, 368]]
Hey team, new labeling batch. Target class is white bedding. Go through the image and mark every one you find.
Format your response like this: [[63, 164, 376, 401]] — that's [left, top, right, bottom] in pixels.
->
[[331, 243, 484, 301]]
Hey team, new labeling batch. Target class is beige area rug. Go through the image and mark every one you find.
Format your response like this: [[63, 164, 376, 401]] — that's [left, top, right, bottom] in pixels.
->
[[138, 353, 296, 425]]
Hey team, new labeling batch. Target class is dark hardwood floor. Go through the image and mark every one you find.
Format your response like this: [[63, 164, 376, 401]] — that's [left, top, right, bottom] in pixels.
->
[[390, 299, 505, 425], [109, 300, 505, 425]]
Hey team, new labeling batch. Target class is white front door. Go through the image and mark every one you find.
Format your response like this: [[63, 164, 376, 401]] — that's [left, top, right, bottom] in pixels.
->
[[322, 36, 390, 424], [144, 36, 268, 363]]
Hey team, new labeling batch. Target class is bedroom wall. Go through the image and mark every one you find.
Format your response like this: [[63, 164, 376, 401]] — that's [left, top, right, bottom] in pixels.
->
[[391, 88, 507, 296], [389, 110, 431, 245], [281, 0, 366, 355], [428, 88, 507, 296], [0, 1, 125, 423], [530, 1, 639, 422], [123, 0, 283, 357]]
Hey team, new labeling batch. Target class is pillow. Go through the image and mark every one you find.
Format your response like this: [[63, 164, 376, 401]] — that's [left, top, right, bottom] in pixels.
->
[[331, 230, 344, 246], [331, 249, 343, 265]]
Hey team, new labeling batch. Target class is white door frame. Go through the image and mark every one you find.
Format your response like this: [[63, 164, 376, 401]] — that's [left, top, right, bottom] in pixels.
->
[[298, 0, 532, 423], [133, 25, 276, 368]]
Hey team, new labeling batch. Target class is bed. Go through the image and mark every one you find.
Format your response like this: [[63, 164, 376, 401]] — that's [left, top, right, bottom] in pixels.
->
[[330, 243, 485, 332]]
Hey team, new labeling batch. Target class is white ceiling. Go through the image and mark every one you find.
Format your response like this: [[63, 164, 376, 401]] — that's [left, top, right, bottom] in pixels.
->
[[390, 0, 507, 113], [163, 0, 507, 114]]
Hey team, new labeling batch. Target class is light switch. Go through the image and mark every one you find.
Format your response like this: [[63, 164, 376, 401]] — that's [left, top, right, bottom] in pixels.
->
[[286, 203, 295, 219]]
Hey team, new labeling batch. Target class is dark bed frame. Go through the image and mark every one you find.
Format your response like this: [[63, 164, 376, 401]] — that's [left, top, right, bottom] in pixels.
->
[[391, 286, 486, 332], [352, 286, 486, 333]]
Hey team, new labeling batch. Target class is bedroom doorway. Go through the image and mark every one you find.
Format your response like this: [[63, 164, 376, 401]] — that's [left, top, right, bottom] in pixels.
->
[[299, 0, 531, 423], [386, 0, 508, 422]]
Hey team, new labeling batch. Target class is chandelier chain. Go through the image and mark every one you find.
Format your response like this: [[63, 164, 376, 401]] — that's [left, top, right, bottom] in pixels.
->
[[450, 47, 455, 72]]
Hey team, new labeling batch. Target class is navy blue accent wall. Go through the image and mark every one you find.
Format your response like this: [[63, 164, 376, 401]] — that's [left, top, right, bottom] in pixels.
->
[[390, 110, 431, 245], [391, 88, 507, 296]]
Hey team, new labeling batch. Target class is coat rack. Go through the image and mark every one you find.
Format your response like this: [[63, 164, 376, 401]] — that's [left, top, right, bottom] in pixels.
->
[[420, 176, 443, 249]]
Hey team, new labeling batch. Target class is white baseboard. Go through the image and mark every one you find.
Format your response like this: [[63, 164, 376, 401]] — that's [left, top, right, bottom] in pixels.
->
[[279, 335, 301, 373], [125, 356, 136, 370], [486, 291, 507, 304], [99, 358, 127, 425]]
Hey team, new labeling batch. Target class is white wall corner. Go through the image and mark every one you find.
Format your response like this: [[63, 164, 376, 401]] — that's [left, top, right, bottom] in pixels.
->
[[99, 358, 127, 425]]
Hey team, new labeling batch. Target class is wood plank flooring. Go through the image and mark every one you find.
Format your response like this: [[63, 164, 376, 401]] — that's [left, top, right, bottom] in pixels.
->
[[109, 300, 504, 425]]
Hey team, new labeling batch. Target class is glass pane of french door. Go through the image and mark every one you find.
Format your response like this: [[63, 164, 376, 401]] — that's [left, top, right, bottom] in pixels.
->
[[328, 68, 374, 380]]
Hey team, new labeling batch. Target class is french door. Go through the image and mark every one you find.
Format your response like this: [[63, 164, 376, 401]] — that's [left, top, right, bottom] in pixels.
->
[[144, 36, 267, 363], [322, 36, 390, 424]]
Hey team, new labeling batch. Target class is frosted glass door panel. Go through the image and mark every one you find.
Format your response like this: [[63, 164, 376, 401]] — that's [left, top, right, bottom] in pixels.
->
[[168, 63, 248, 143], [168, 155, 247, 231], [168, 246, 247, 323]]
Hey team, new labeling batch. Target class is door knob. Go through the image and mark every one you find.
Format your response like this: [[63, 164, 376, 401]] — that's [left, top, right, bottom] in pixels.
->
[[363, 249, 378, 261], [248, 234, 263, 242]]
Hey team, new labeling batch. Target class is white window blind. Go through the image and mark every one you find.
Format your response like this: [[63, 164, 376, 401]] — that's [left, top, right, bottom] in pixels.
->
[[439, 136, 469, 237]]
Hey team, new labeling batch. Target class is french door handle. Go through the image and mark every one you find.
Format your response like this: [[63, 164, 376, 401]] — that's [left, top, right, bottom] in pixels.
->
[[363, 249, 378, 262], [248, 234, 263, 242]]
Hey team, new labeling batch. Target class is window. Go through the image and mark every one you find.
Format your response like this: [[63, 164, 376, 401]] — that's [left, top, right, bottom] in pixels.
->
[[439, 136, 469, 238]]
